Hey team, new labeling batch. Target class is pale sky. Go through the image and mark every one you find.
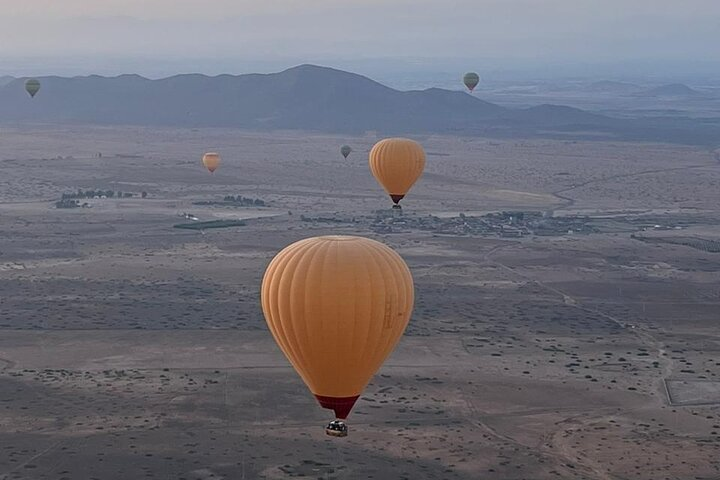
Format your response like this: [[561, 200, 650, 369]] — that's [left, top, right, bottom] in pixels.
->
[[0, 0, 718, 79]]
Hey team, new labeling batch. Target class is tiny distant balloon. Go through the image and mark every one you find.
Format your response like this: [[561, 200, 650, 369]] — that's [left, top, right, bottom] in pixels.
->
[[202, 152, 220, 173], [25, 78, 40, 98], [340, 145, 352, 159], [463, 72, 480, 92]]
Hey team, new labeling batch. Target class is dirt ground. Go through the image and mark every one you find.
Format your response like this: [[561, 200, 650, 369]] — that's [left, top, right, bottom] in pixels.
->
[[0, 125, 719, 479]]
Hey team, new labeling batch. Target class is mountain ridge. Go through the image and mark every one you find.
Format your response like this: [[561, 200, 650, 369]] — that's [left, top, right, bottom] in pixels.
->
[[640, 83, 703, 97], [0, 65, 717, 145]]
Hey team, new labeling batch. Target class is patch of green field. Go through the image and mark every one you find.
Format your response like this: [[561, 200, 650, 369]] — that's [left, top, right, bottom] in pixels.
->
[[173, 220, 247, 230]]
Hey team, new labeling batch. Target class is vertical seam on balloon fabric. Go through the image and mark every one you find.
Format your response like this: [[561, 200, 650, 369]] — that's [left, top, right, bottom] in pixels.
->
[[302, 240, 333, 389], [276, 241, 317, 384], [366, 242, 406, 370], [262, 242, 303, 361], [350, 240, 378, 390], [361, 242, 399, 376], [352, 241, 385, 382], [295, 240, 329, 386]]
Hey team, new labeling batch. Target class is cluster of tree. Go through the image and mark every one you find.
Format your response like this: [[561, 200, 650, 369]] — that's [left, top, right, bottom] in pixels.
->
[[193, 195, 265, 207], [55, 199, 89, 209], [61, 189, 148, 200], [223, 195, 265, 206], [300, 215, 346, 223], [173, 219, 247, 230]]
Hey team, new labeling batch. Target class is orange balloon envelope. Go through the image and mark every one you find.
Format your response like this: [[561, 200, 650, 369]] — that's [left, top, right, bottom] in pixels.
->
[[261, 235, 414, 419], [202, 152, 220, 173], [369, 138, 425, 205]]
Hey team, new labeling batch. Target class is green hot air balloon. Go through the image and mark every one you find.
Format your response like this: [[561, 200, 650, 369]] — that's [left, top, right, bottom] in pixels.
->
[[25, 78, 41, 98], [340, 145, 352, 159], [463, 72, 480, 92]]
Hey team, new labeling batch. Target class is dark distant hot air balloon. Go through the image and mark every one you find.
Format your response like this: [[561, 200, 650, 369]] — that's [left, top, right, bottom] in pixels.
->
[[369, 138, 425, 208], [261, 235, 414, 437], [463, 72, 480, 92], [340, 145, 352, 159], [202, 152, 220, 173], [25, 78, 40, 98]]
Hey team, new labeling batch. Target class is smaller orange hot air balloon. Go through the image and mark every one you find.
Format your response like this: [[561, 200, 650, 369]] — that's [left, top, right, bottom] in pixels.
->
[[369, 138, 425, 208], [202, 152, 220, 173]]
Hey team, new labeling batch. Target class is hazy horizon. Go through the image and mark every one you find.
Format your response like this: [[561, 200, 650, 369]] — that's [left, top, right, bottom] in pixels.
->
[[1, 0, 719, 84]]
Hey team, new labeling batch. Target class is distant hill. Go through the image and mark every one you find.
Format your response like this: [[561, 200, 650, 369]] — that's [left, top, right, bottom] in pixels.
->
[[640, 83, 703, 97], [504, 104, 611, 125], [0, 65, 506, 133], [0, 65, 717, 145], [585, 80, 643, 94]]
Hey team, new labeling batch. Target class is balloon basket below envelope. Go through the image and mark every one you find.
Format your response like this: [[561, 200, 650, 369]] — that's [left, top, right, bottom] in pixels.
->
[[325, 420, 348, 437]]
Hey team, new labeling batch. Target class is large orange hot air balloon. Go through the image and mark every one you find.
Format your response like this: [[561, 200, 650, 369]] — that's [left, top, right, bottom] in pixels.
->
[[369, 138, 425, 208], [261, 236, 414, 435], [202, 152, 220, 173]]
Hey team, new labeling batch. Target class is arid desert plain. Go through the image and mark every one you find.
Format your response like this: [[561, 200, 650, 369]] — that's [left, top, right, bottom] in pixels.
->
[[0, 125, 719, 479]]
